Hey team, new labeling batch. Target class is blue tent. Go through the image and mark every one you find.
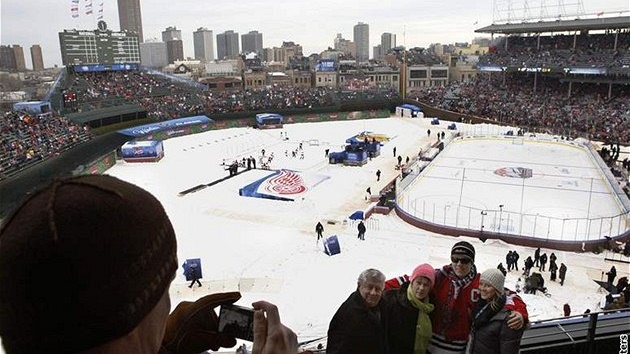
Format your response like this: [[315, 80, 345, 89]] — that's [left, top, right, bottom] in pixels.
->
[[349, 210, 364, 220], [396, 104, 422, 118], [256, 113, 283, 128]]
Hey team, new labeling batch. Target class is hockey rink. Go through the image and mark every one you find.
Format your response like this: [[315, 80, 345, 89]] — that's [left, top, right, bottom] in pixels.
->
[[398, 136, 627, 241]]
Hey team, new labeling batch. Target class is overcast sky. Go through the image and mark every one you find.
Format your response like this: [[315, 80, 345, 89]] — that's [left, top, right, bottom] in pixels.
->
[[1, 0, 628, 69]]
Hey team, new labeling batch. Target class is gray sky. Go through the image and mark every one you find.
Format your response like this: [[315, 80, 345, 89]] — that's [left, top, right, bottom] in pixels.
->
[[1, 0, 628, 69]]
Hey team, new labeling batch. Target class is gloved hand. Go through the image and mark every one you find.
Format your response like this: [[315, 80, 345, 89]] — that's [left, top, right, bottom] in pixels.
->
[[161, 291, 242, 354]]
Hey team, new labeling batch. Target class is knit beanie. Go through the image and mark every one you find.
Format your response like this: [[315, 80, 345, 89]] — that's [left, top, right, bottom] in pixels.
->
[[0, 174, 178, 353], [410, 263, 435, 287], [451, 241, 476, 262], [480, 268, 505, 292]]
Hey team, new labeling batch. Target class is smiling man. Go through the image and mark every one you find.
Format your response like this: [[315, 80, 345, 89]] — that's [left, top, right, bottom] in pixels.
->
[[327, 268, 387, 354]]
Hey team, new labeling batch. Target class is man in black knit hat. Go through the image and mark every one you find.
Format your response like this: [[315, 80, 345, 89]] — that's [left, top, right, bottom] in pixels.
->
[[0, 174, 297, 354]]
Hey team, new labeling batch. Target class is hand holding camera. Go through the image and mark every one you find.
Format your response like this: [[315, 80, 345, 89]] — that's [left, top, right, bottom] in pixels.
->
[[161, 291, 241, 354]]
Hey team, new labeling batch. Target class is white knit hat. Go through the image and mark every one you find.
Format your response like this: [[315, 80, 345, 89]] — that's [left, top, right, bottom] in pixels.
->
[[480, 268, 505, 291]]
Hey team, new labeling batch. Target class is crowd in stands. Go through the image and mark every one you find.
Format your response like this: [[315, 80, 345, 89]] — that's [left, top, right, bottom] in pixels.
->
[[388, 47, 446, 66], [66, 71, 206, 120], [479, 32, 630, 68], [0, 111, 92, 180], [409, 73, 630, 145], [65, 71, 399, 120], [0, 70, 399, 179]]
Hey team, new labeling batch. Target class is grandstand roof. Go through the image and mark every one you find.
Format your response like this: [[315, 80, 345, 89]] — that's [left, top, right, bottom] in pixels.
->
[[475, 16, 630, 35]]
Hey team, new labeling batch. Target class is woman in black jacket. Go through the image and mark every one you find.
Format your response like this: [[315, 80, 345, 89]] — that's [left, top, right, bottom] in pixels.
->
[[382, 263, 435, 354], [467, 268, 525, 354]]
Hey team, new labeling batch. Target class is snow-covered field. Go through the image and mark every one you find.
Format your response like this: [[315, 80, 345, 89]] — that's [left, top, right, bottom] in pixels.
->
[[16, 116, 624, 353]]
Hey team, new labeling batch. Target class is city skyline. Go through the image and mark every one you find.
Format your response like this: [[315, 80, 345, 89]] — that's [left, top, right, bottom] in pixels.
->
[[1, 0, 628, 69]]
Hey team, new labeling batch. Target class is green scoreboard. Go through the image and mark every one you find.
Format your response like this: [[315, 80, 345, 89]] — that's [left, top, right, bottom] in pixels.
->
[[59, 21, 140, 66]]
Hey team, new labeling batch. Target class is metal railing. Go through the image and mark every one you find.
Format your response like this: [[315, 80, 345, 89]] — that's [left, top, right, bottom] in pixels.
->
[[296, 309, 630, 354], [519, 308, 630, 354]]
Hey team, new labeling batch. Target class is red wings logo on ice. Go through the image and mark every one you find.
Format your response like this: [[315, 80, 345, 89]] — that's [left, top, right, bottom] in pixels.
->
[[494, 167, 533, 178], [266, 170, 307, 194]]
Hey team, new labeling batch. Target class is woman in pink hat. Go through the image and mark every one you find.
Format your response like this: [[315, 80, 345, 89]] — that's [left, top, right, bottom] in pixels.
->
[[382, 263, 435, 354]]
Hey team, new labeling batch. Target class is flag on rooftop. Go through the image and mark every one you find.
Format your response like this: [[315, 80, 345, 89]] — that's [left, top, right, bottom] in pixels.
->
[[97, 2, 104, 19]]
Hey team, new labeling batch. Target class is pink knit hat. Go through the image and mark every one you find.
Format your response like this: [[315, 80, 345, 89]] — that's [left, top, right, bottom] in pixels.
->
[[410, 263, 435, 287]]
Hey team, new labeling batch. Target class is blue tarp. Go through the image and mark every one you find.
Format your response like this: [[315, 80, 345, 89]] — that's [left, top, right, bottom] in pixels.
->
[[256, 113, 283, 125], [238, 170, 295, 202], [324, 235, 341, 256], [182, 258, 202, 281], [399, 103, 422, 112], [118, 115, 213, 137], [349, 210, 364, 220], [12, 101, 52, 114]]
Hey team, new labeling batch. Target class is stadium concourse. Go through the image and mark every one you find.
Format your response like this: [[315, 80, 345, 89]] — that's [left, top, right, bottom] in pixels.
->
[[68, 116, 626, 352]]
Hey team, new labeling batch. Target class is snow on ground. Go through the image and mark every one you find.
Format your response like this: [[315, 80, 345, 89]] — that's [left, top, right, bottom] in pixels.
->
[[5, 117, 623, 353]]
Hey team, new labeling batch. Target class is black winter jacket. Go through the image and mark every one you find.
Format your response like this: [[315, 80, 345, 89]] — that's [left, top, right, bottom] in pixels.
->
[[381, 283, 419, 354], [467, 308, 524, 354], [327, 290, 387, 354]]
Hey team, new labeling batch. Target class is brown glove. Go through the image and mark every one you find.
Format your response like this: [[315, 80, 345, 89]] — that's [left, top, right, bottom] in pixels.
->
[[161, 291, 242, 354]]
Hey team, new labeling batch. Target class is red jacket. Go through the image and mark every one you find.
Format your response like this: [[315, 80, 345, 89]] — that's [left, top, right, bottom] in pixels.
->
[[385, 265, 528, 343]]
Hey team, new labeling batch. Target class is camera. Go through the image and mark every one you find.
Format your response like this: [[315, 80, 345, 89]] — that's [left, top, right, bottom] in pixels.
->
[[218, 304, 255, 341]]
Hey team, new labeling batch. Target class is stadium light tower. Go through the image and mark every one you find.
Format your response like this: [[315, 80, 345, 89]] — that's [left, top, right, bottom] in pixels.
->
[[493, 0, 586, 23]]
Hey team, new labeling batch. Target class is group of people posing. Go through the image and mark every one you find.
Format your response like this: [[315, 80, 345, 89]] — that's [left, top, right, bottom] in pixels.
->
[[327, 241, 529, 354]]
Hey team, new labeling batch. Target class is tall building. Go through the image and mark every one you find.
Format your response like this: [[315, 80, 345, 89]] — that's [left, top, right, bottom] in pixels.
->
[[30, 44, 44, 71], [333, 33, 355, 58], [166, 40, 184, 64], [262, 47, 274, 62], [381, 33, 396, 55], [140, 40, 168, 68], [373, 45, 382, 61], [241, 31, 263, 55], [117, 0, 143, 42], [161, 27, 183, 63], [162, 26, 182, 42], [0, 45, 26, 72], [193, 27, 214, 62], [353, 22, 369, 62], [216, 30, 239, 60], [0, 46, 16, 71], [12, 45, 26, 71]]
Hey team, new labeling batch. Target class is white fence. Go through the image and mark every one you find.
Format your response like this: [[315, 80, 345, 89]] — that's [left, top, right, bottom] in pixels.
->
[[396, 194, 629, 241]]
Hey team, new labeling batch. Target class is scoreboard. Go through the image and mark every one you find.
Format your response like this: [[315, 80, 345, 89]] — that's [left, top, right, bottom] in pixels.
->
[[59, 22, 140, 66]]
